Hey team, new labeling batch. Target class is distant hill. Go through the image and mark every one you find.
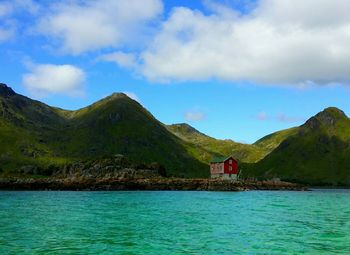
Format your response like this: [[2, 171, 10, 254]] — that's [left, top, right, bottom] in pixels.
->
[[0, 83, 207, 178], [167, 123, 296, 163], [245, 107, 350, 185]]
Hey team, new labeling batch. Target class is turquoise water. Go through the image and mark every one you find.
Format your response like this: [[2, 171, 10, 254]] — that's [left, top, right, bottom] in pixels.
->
[[0, 190, 350, 255]]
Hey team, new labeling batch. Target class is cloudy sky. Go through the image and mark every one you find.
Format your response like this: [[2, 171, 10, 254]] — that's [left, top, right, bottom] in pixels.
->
[[1, 0, 350, 143]]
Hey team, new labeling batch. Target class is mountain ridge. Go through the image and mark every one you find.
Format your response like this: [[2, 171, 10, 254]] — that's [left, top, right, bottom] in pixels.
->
[[167, 123, 297, 163], [1, 83, 349, 185]]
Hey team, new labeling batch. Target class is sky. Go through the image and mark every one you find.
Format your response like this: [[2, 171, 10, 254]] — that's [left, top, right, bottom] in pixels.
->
[[1, 0, 350, 143]]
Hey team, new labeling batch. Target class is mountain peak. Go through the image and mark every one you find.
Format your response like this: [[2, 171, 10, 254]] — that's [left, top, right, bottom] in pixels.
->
[[100, 92, 136, 103], [0, 83, 16, 97], [315, 107, 347, 124], [91, 93, 131, 106], [110, 92, 128, 98], [304, 107, 347, 129], [320, 107, 346, 117]]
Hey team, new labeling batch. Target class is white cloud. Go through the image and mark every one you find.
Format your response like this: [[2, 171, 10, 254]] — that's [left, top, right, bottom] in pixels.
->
[[36, 0, 163, 54], [276, 114, 304, 123], [0, 0, 37, 17], [22, 63, 85, 96], [0, 2, 12, 17], [255, 111, 269, 121], [0, 0, 39, 42], [123, 91, 140, 102], [185, 111, 206, 122], [0, 25, 14, 41], [99, 51, 138, 69], [141, 0, 350, 86], [254, 111, 304, 123]]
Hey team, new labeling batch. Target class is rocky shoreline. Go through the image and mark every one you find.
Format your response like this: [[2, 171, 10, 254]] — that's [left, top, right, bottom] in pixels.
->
[[0, 178, 308, 191]]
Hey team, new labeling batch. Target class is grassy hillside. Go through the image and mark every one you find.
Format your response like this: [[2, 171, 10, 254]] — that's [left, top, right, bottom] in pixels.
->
[[0, 84, 69, 174], [167, 123, 296, 163], [245, 107, 350, 185], [0, 83, 207, 178], [0, 81, 296, 179], [3, 82, 349, 184], [253, 127, 298, 150]]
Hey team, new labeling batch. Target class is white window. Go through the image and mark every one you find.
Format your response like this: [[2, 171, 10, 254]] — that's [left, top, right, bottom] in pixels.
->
[[229, 160, 232, 164], [229, 166, 232, 171]]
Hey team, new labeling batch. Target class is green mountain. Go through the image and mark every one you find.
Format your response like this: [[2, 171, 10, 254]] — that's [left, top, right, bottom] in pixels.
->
[[0, 83, 207, 178], [2, 83, 349, 185], [246, 107, 350, 185], [167, 123, 296, 163]]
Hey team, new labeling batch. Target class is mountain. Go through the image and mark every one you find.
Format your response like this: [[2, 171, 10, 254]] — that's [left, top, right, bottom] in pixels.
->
[[167, 123, 296, 163], [2, 83, 349, 185], [0, 83, 207, 178], [246, 107, 350, 185]]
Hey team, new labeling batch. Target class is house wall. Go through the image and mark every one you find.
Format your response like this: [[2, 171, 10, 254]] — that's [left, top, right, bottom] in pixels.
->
[[210, 163, 224, 175], [224, 158, 238, 174], [210, 157, 239, 180]]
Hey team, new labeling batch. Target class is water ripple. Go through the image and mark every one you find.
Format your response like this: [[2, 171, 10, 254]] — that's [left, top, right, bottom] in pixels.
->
[[0, 190, 350, 254]]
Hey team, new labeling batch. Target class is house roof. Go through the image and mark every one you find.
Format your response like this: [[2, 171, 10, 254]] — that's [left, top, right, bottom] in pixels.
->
[[210, 156, 233, 163]]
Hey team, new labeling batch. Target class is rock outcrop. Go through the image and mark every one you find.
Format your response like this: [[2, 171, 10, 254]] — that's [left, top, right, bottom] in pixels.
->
[[0, 83, 16, 97], [0, 178, 307, 191], [53, 155, 166, 179]]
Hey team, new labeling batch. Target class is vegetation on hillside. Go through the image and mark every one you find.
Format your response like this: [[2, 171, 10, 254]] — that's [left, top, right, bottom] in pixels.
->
[[167, 123, 296, 163], [245, 108, 350, 185], [0, 83, 206, 178], [2, 82, 350, 185]]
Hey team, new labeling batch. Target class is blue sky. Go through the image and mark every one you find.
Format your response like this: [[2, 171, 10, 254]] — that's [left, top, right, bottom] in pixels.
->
[[1, 0, 350, 143]]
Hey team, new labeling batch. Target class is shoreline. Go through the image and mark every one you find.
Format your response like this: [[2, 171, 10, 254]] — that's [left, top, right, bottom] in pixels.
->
[[0, 178, 308, 191]]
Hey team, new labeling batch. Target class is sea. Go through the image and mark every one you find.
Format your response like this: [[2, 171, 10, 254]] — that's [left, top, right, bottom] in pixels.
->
[[0, 190, 349, 254]]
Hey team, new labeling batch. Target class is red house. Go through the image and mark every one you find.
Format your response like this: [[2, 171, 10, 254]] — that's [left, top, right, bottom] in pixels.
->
[[210, 156, 239, 180]]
